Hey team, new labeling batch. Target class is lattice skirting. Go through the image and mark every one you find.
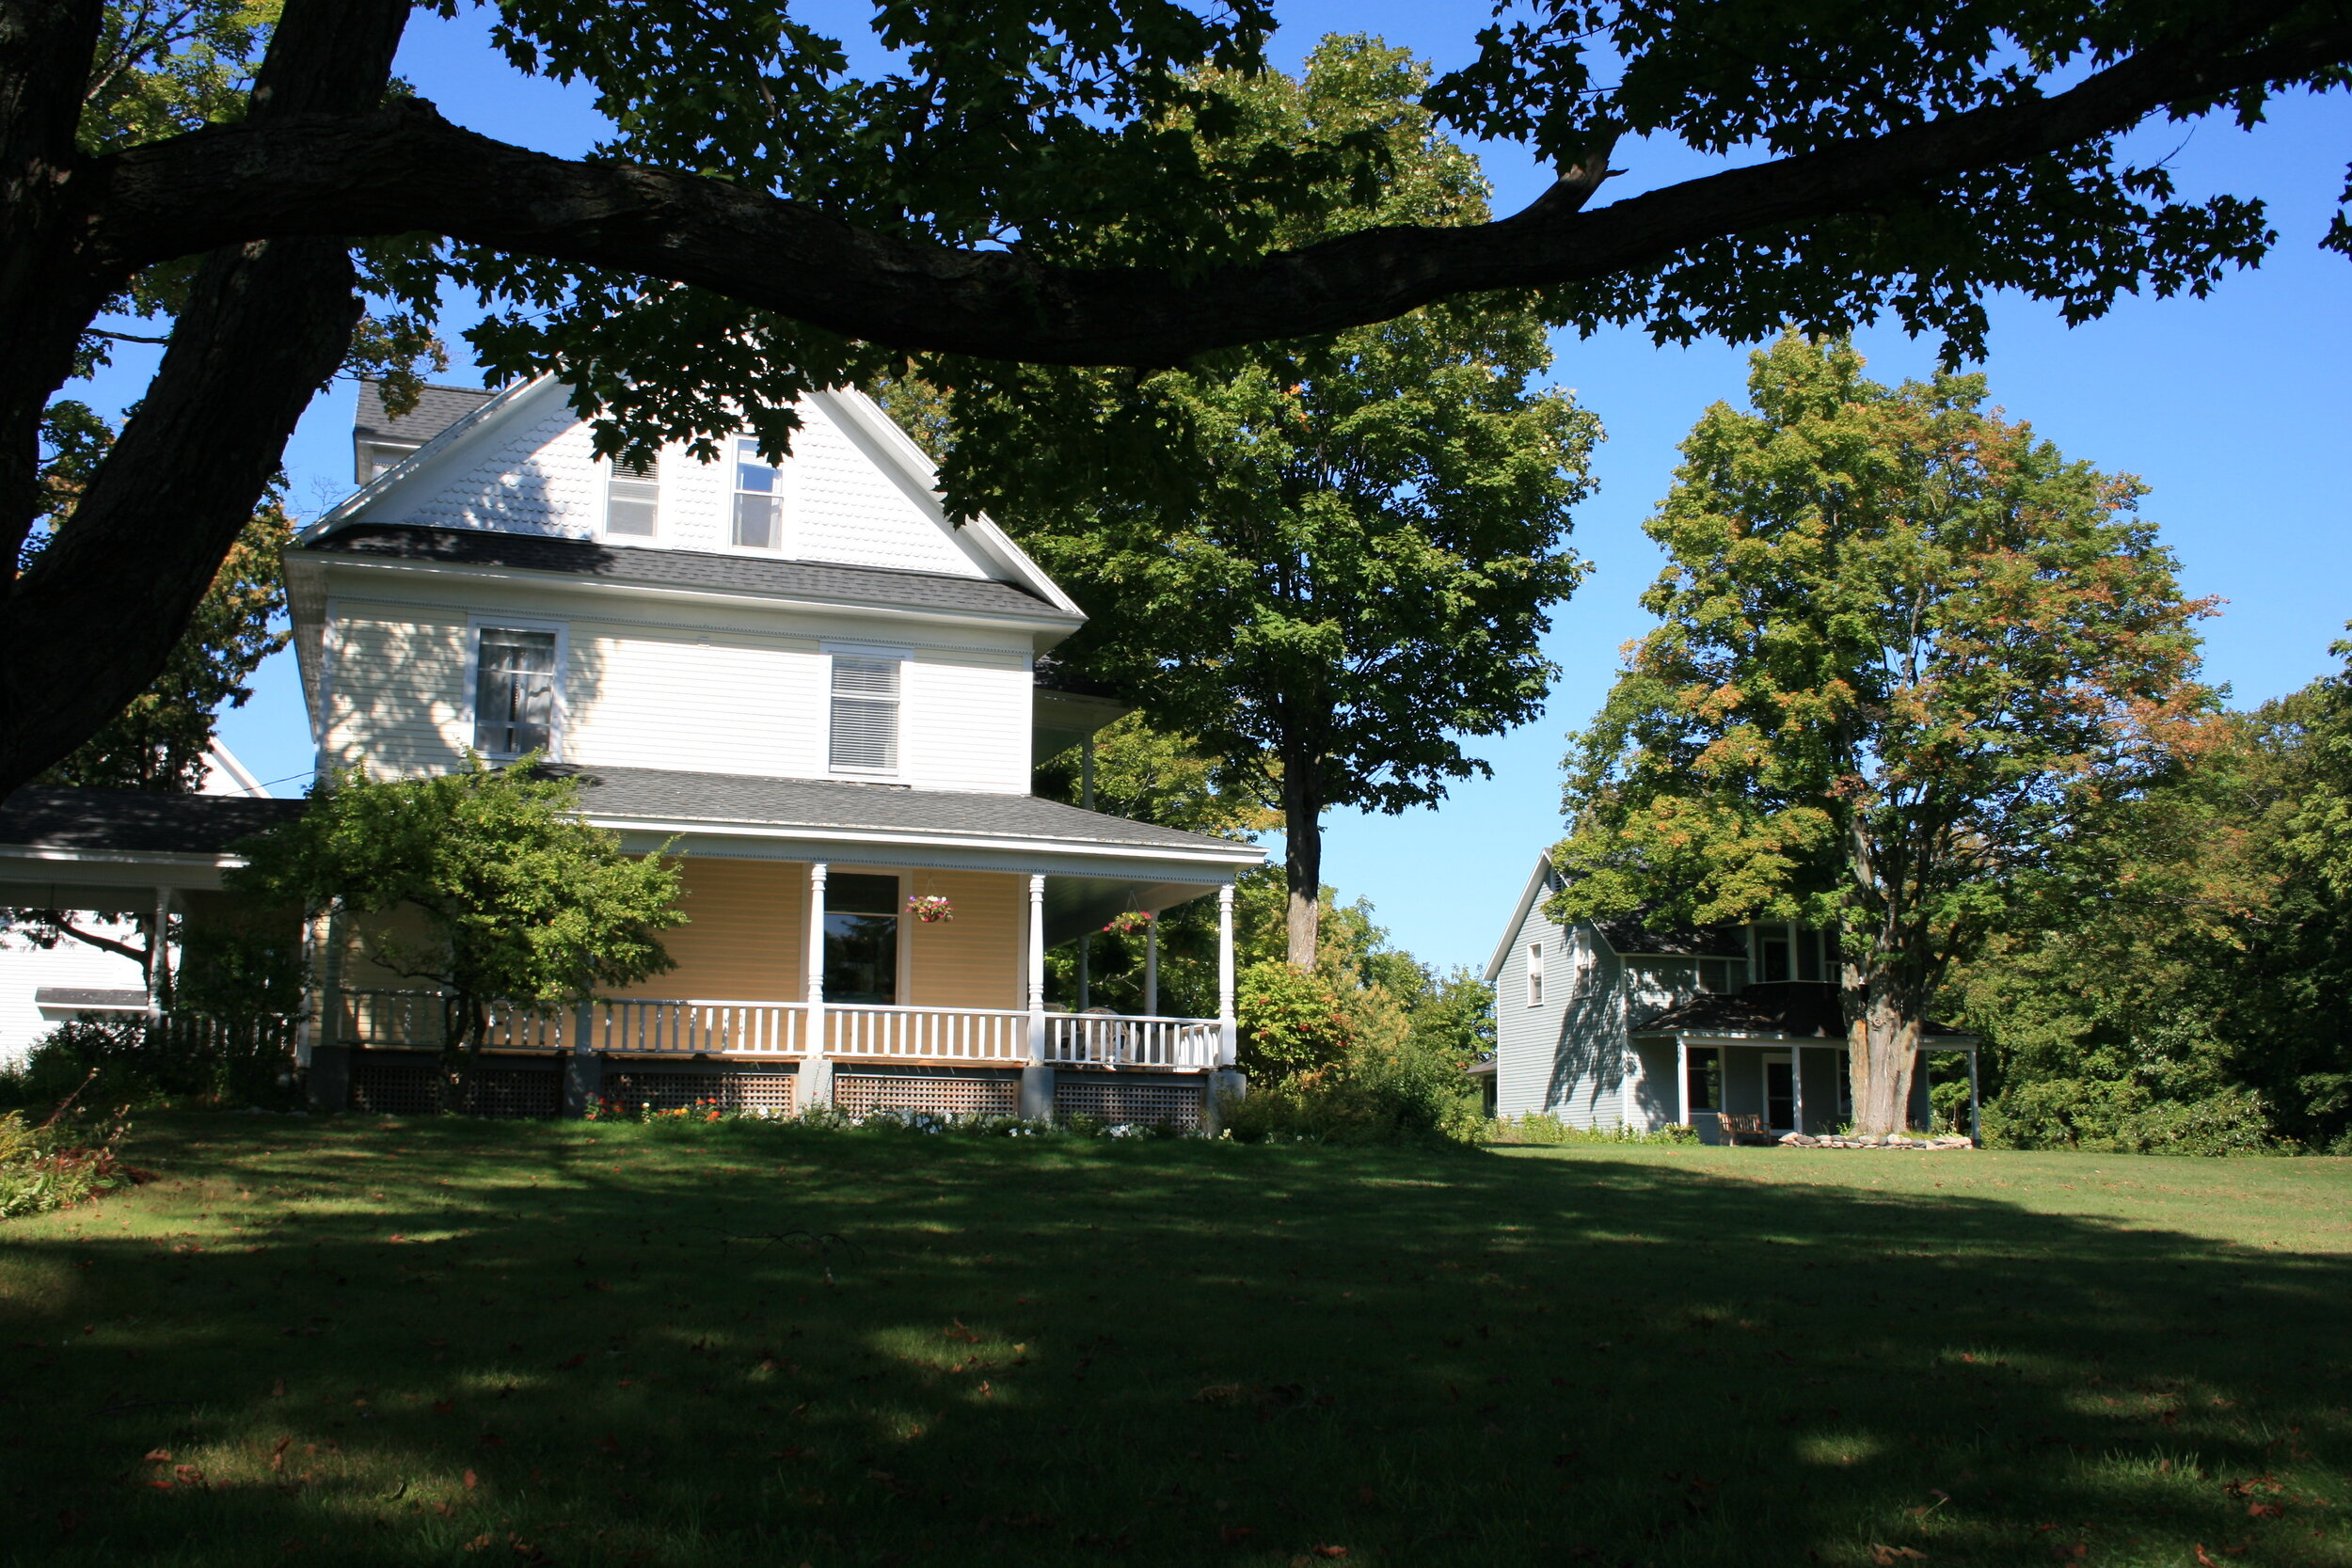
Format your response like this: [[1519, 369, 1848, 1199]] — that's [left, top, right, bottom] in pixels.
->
[[604, 1068, 797, 1117], [834, 1073, 1018, 1117], [1054, 1077, 1206, 1131], [349, 1057, 562, 1119]]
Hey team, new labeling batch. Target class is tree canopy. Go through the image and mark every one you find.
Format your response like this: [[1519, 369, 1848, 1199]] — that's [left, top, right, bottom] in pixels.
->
[[230, 757, 684, 1102], [8, 0, 2351, 797], [970, 38, 1599, 967], [1551, 335, 2212, 1136]]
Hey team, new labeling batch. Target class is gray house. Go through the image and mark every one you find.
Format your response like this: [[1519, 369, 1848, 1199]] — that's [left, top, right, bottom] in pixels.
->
[[1482, 855, 1979, 1142]]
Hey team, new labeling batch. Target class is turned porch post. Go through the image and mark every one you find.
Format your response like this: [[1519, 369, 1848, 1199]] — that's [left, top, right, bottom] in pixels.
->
[[1791, 1043, 1806, 1135], [1144, 915, 1159, 1016], [804, 862, 832, 1107], [1967, 1049, 1982, 1146], [1675, 1037, 1688, 1131], [1021, 873, 1052, 1118], [1216, 883, 1236, 1067]]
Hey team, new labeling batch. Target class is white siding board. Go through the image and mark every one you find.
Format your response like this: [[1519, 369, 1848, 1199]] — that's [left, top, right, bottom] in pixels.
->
[[899, 654, 1030, 794]]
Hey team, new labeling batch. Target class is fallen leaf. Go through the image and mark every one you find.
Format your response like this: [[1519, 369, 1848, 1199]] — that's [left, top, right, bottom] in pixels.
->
[[1867, 1547, 1926, 1565], [143, 1448, 171, 1464], [464, 1468, 479, 1490]]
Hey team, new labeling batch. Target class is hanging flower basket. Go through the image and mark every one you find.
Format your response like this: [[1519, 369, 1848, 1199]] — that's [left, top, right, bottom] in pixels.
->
[[907, 894, 954, 924], [1103, 909, 1154, 935]]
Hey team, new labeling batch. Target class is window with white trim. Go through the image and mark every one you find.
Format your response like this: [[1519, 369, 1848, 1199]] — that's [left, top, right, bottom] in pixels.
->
[[605, 453, 660, 536], [1527, 942, 1544, 1007], [473, 628, 558, 756], [732, 437, 784, 549], [829, 656, 899, 772]]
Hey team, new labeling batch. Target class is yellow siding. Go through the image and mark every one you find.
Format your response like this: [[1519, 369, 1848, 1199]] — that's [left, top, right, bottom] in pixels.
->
[[908, 870, 1023, 1009], [612, 857, 807, 1001], [340, 904, 437, 987]]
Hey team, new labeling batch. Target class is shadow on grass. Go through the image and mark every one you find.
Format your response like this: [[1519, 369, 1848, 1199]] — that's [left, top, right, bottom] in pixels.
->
[[1, 1117, 2344, 1568]]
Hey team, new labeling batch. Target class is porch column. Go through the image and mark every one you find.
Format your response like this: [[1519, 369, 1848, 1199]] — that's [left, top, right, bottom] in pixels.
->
[[1791, 1043, 1806, 1135], [1675, 1037, 1688, 1130], [149, 885, 173, 1012], [803, 863, 832, 1108], [1020, 873, 1052, 1119], [1967, 1049, 1982, 1146], [1144, 916, 1159, 1016], [1216, 883, 1236, 1067]]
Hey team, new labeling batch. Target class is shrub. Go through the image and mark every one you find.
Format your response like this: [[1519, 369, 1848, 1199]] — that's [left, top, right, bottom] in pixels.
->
[[0, 1105, 137, 1219], [1983, 1077, 2282, 1155], [1482, 1116, 1700, 1147], [0, 1016, 296, 1112], [1221, 1033, 1482, 1148], [1235, 962, 1355, 1082]]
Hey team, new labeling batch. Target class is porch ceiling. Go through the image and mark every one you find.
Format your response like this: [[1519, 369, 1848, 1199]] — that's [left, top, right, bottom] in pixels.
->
[[1042, 876, 1216, 947]]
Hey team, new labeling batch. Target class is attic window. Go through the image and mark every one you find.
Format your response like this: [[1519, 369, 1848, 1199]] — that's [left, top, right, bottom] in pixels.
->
[[733, 437, 784, 550], [359, 441, 415, 483], [474, 628, 558, 757], [830, 656, 899, 772], [606, 454, 660, 536], [1527, 942, 1544, 1007]]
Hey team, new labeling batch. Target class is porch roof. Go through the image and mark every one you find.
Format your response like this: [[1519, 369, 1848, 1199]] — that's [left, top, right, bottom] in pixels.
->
[[1632, 981, 1974, 1044], [553, 764, 1259, 863], [0, 786, 304, 908]]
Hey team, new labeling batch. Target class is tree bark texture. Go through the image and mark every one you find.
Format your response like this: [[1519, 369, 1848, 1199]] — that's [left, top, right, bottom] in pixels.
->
[[1280, 764, 1323, 969], [1846, 1002, 1922, 1139], [0, 0, 405, 797]]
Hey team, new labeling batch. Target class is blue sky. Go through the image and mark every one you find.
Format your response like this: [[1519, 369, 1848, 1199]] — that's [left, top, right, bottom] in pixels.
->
[[92, 5, 2352, 976]]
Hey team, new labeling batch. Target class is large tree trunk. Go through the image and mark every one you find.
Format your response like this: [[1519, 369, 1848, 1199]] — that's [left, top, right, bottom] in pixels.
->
[[0, 0, 407, 799], [1279, 762, 1324, 969], [1847, 997, 1921, 1138]]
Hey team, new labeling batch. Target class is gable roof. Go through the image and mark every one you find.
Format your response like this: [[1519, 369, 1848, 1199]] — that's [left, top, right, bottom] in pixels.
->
[[301, 524, 1079, 625], [353, 379, 499, 447], [1483, 853, 1562, 984], [303, 377, 1082, 617]]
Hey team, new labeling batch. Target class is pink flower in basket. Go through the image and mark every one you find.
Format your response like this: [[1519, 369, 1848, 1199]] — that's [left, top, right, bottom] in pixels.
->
[[1103, 909, 1154, 935], [908, 894, 954, 924]]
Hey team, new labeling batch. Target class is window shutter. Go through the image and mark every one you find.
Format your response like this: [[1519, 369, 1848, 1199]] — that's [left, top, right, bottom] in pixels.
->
[[830, 657, 899, 771]]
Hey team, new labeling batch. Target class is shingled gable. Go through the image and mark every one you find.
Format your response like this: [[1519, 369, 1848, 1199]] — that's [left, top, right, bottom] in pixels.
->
[[302, 374, 1078, 618]]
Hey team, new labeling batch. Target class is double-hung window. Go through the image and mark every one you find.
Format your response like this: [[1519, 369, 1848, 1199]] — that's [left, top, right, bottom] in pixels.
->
[[606, 454, 660, 537], [830, 656, 899, 773], [1527, 942, 1545, 1007], [733, 438, 784, 550], [473, 627, 559, 757]]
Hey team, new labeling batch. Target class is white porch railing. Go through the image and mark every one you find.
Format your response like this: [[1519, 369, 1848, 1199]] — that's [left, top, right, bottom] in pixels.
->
[[1045, 1013, 1220, 1069], [337, 990, 1221, 1069], [591, 999, 808, 1057], [825, 1004, 1029, 1063]]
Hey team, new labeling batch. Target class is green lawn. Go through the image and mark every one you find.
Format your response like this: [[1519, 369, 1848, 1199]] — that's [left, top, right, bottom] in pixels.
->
[[4, 1117, 2348, 1568]]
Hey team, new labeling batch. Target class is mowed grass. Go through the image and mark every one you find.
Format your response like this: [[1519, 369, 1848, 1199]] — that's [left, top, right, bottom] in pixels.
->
[[3, 1118, 2348, 1568]]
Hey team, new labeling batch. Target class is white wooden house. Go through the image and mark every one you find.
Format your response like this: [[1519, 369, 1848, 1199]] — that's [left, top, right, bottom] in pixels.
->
[[0, 379, 1263, 1124], [1483, 853, 1979, 1141]]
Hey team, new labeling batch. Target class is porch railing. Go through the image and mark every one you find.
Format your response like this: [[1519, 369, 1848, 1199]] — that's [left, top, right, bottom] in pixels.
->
[[1045, 1013, 1220, 1069], [825, 1004, 1029, 1063], [336, 990, 1222, 1069]]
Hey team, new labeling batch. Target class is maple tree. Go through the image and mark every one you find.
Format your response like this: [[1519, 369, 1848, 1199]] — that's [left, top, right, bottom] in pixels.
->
[[7, 0, 2350, 796], [1551, 334, 2213, 1137]]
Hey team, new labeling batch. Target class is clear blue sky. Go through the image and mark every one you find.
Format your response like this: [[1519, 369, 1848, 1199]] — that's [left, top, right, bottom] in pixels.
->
[[93, 5, 2350, 976]]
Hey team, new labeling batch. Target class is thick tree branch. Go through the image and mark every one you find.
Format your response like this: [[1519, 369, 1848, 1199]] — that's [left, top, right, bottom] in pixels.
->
[[78, 2, 2349, 366]]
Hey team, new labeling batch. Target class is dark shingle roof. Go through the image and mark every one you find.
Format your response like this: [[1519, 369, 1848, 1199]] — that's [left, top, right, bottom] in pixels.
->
[[1634, 980, 1967, 1038], [543, 764, 1255, 856], [35, 987, 151, 1010], [353, 379, 498, 446], [304, 524, 1076, 621], [1596, 911, 1749, 958], [0, 788, 306, 856]]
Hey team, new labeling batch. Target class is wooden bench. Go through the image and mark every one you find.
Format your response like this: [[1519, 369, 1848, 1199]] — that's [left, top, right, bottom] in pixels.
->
[[1713, 1112, 1776, 1147]]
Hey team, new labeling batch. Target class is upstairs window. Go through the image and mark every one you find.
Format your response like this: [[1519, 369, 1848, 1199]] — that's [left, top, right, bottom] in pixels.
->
[[606, 454, 660, 536], [1527, 942, 1545, 1007], [830, 656, 899, 772], [733, 438, 784, 549], [474, 628, 558, 757]]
